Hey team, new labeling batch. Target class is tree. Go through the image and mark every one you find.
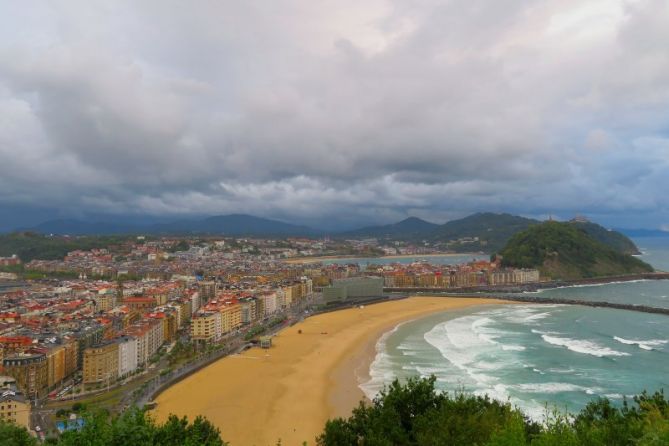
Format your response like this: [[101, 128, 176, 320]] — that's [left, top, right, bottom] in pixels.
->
[[0, 421, 38, 446]]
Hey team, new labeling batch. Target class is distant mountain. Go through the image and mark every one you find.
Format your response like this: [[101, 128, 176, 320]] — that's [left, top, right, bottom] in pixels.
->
[[499, 221, 653, 280], [617, 228, 669, 238], [25, 219, 142, 235], [151, 214, 315, 236], [430, 212, 539, 253], [341, 217, 439, 238], [22, 214, 315, 237]]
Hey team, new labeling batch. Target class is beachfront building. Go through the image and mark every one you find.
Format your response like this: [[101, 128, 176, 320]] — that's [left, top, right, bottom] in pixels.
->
[[220, 304, 242, 334], [191, 312, 222, 344], [513, 269, 540, 284], [83, 341, 119, 386], [322, 277, 384, 303], [125, 319, 163, 366], [259, 292, 278, 317], [239, 298, 257, 324]]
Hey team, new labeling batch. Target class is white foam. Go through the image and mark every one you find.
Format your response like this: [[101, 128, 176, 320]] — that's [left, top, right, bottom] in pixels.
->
[[502, 344, 526, 351], [513, 382, 600, 394], [359, 321, 406, 399], [541, 334, 630, 357], [424, 317, 500, 387], [613, 336, 668, 351]]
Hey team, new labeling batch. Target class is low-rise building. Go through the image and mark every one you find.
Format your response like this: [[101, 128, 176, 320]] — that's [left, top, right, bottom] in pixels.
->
[[0, 378, 30, 430]]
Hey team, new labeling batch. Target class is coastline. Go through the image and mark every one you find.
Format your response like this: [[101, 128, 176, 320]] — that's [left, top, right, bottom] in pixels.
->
[[283, 252, 481, 264], [152, 296, 512, 446]]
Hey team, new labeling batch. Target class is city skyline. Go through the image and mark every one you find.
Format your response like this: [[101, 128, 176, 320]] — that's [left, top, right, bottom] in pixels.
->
[[1, 1, 668, 230]]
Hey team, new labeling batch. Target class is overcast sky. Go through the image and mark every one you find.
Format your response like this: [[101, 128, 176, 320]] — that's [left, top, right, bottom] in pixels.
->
[[1, 0, 668, 230]]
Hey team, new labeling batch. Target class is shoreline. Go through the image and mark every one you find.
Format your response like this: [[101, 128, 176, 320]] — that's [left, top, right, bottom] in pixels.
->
[[283, 252, 482, 264], [152, 296, 512, 446]]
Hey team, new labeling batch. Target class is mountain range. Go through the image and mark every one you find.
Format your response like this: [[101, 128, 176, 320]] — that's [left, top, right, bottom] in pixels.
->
[[20, 214, 314, 237], [10, 212, 646, 256]]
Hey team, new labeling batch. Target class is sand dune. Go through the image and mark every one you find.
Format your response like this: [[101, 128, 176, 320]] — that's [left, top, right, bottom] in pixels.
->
[[152, 296, 509, 445]]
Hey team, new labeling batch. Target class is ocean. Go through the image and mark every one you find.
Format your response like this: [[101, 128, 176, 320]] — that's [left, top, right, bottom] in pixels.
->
[[359, 237, 669, 420]]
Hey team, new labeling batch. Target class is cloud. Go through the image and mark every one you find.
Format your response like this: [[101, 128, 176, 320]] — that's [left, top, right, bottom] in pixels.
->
[[0, 0, 668, 228]]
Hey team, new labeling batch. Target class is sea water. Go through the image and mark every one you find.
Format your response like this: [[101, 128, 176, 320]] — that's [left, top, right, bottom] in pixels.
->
[[361, 238, 669, 419]]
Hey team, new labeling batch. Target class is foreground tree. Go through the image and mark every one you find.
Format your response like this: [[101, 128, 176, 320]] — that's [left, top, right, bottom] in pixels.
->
[[43, 407, 226, 446], [316, 377, 669, 446], [0, 421, 38, 446]]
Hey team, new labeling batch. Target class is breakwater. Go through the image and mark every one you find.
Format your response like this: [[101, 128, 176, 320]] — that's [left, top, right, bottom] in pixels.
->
[[384, 273, 669, 316]]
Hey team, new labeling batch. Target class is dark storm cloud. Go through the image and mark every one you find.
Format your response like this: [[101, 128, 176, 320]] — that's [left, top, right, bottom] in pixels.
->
[[0, 0, 668, 228]]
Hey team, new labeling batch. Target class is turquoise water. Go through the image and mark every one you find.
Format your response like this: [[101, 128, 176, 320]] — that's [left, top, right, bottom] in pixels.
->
[[361, 238, 669, 419], [321, 253, 483, 266]]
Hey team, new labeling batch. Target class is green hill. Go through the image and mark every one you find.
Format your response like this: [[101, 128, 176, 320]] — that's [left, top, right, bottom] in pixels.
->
[[570, 219, 640, 255], [499, 221, 653, 280], [431, 212, 538, 252], [341, 217, 439, 239], [0, 232, 134, 262]]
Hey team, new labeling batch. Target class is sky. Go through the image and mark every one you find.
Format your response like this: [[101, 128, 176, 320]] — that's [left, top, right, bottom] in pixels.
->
[[1, 0, 668, 231]]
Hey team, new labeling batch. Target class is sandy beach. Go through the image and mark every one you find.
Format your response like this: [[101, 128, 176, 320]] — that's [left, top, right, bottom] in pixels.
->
[[152, 296, 510, 445]]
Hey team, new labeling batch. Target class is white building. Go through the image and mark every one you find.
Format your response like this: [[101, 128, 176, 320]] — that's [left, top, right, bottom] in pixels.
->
[[117, 336, 138, 377]]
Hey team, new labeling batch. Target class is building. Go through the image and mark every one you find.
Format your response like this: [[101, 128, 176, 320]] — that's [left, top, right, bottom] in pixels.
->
[[220, 304, 242, 334], [323, 277, 384, 302], [198, 281, 217, 303], [82, 342, 119, 386], [122, 297, 156, 312], [0, 377, 30, 430], [2, 353, 48, 398], [125, 319, 163, 366], [117, 336, 138, 377], [258, 292, 278, 317], [0, 255, 21, 267], [513, 269, 540, 284], [190, 312, 221, 344], [239, 298, 257, 324], [94, 290, 117, 312]]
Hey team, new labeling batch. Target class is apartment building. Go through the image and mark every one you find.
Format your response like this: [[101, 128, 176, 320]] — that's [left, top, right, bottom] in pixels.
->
[[82, 341, 119, 386], [2, 353, 48, 398], [117, 336, 138, 377], [190, 312, 221, 343]]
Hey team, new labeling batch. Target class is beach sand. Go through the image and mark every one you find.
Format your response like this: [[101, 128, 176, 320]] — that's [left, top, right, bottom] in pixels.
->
[[152, 297, 509, 445]]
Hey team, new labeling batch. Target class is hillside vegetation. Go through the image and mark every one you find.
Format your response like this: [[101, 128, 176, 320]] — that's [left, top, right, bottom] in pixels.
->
[[0, 232, 134, 262], [431, 212, 538, 252], [571, 220, 640, 255], [499, 221, 653, 280]]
